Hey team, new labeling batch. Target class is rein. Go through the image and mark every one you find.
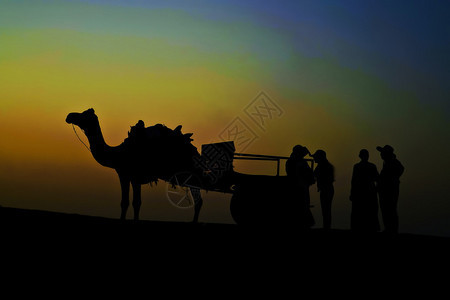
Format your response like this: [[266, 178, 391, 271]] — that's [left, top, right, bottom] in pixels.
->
[[72, 124, 91, 153]]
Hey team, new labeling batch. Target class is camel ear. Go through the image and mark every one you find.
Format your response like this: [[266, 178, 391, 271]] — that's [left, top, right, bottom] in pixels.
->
[[174, 125, 182, 133], [87, 108, 95, 114]]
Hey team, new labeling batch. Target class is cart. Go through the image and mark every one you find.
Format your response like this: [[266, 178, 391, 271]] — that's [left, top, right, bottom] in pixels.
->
[[166, 141, 315, 227]]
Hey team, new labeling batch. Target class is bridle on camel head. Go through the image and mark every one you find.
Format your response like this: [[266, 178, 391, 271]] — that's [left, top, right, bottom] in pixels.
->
[[72, 124, 91, 153]]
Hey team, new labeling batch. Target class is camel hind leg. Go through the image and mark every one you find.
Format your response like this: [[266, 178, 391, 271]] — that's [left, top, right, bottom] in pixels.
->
[[191, 188, 203, 223]]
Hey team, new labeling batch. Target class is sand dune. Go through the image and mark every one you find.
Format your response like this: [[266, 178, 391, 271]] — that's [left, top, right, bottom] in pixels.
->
[[1, 205, 449, 279]]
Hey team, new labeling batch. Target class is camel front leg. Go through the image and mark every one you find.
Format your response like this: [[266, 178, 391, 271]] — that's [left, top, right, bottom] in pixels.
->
[[132, 182, 142, 221], [119, 175, 130, 221]]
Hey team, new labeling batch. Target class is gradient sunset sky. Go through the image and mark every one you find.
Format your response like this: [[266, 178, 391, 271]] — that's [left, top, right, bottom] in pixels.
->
[[1, 0, 449, 236]]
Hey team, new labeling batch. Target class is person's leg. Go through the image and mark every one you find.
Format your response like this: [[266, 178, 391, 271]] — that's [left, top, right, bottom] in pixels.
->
[[391, 186, 400, 233], [380, 188, 399, 234], [320, 187, 333, 229], [379, 190, 389, 232]]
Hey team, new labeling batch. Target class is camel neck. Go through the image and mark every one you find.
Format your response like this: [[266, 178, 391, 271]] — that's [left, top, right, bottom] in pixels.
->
[[84, 120, 116, 169]]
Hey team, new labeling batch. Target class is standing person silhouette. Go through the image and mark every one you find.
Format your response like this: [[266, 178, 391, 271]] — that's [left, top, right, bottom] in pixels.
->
[[312, 150, 335, 230], [377, 145, 404, 235], [286, 145, 315, 228], [350, 149, 380, 233]]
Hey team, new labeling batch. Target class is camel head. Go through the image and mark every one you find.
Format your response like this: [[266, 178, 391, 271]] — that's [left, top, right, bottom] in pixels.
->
[[66, 108, 98, 132]]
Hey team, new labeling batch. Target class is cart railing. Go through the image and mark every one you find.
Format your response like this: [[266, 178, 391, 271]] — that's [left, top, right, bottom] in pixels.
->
[[234, 152, 314, 176]]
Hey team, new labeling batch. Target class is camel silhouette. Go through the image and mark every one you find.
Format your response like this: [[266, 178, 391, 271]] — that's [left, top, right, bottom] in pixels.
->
[[66, 108, 204, 222], [66, 108, 316, 228]]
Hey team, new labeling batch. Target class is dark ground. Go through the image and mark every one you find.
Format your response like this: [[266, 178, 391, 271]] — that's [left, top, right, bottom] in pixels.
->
[[1, 206, 449, 293]]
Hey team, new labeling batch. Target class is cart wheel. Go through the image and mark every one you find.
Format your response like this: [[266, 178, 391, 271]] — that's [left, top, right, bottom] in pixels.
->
[[230, 184, 267, 226], [166, 172, 203, 209], [230, 181, 306, 227]]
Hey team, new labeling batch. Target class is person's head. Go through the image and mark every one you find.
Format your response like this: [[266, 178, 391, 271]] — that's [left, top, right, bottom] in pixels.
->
[[312, 149, 327, 163], [292, 145, 310, 158], [359, 149, 369, 161], [376, 145, 395, 160]]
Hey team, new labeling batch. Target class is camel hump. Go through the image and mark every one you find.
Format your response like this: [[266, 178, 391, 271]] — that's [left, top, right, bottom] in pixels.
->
[[128, 120, 146, 138], [124, 121, 196, 147], [136, 120, 145, 128]]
